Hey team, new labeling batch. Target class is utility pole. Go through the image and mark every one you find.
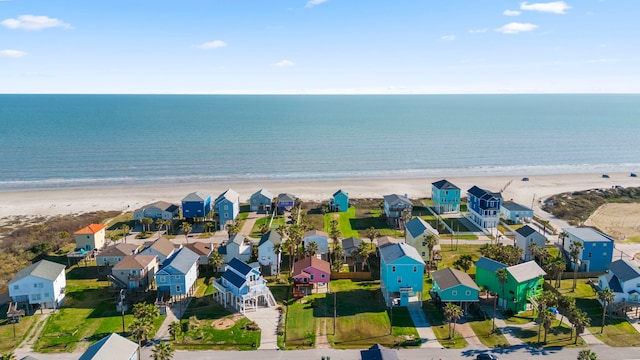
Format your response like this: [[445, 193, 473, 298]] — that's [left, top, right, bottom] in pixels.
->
[[333, 291, 337, 335], [120, 289, 126, 334]]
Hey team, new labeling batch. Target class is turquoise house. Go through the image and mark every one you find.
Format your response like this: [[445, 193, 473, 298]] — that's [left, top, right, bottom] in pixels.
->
[[431, 267, 479, 312], [155, 247, 200, 299], [475, 257, 546, 312], [431, 179, 461, 214], [330, 189, 349, 212], [379, 242, 425, 307]]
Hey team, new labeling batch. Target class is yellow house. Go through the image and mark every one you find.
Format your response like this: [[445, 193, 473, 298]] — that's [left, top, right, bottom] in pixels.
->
[[74, 224, 107, 251], [404, 217, 439, 264]]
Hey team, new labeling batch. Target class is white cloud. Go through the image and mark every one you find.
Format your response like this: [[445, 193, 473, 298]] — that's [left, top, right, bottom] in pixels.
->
[[504, 10, 522, 16], [0, 49, 26, 58], [496, 22, 538, 34], [305, 0, 328, 8], [274, 59, 295, 67], [469, 28, 488, 33], [520, 1, 572, 14], [198, 40, 227, 50], [441, 35, 456, 41], [1, 14, 70, 30]]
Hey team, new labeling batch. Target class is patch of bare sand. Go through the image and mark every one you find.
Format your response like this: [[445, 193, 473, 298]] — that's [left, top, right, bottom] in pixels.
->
[[585, 203, 640, 241]]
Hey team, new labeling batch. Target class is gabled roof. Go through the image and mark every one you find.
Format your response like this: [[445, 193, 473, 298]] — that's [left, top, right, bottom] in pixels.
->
[[432, 179, 460, 191], [304, 230, 328, 238], [467, 186, 501, 200], [475, 257, 507, 273], [507, 261, 546, 283], [376, 236, 402, 248], [432, 267, 479, 292], [228, 257, 253, 276], [379, 242, 425, 265], [562, 227, 614, 243], [501, 201, 533, 212], [608, 275, 623, 293], [221, 268, 246, 288], [293, 257, 331, 276], [184, 242, 214, 256], [215, 188, 240, 203], [251, 188, 273, 200], [278, 193, 296, 202], [515, 225, 543, 239], [10, 259, 66, 284], [333, 189, 348, 197], [145, 238, 177, 257], [97, 243, 139, 258], [341, 237, 363, 251], [259, 230, 282, 246], [78, 332, 137, 360], [360, 343, 398, 360], [607, 259, 640, 282], [383, 194, 412, 207], [405, 217, 438, 238], [182, 191, 210, 202], [74, 224, 106, 235], [229, 234, 247, 246], [135, 201, 179, 213], [113, 254, 157, 270], [161, 247, 199, 275]]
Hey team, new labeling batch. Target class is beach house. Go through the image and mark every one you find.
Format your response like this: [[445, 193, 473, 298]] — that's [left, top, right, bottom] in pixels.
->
[[341, 237, 363, 262], [360, 344, 399, 360], [212, 258, 276, 313], [277, 193, 296, 212], [9, 259, 67, 310], [379, 242, 425, 306], [78, 333, 138, 360], [431, 179, 461, 214], [330, 189, 349, 212], [155, 247, 199, 299], [383, 194, 413, 228], [500, 201, 534, 223], [249, 189, 273, 213], [515, 225, 547, 262], [181, 191, 212, 220], [303, 230, 330, 259], [74, 224, 107, 251], [219, 234, 251, 264], [292, 256, 331, 296], [431, 267, 480, 312], [183, 242, 215, 268], [140, 237, 179, 263], [404, 217, 440, 265], [258, 230, 283, 276], [475, 257, 546, 312], [562, 227, 614, 272], [110, 254, 158, 291], [467, 186, 502, 229], [96, 243, 139, 267], [133, 201, 180, 221], [597, 259, 640, 304], [214, 188, 240, 230]]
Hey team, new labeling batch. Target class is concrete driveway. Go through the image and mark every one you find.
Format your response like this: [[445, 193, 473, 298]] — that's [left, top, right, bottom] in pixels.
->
[[244, 306, 281, 349]]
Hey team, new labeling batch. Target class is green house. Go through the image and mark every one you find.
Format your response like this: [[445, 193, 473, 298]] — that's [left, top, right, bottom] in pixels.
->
[[475, 257, 546, 313]]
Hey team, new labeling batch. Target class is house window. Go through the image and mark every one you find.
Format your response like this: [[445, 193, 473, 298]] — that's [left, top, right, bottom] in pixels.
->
[[397, 277, 402, 283], [593, 243, 596, 248], [159, 276, 166, 282], [44, 292, 50, 298], [174, 275, 180, 280], [413, 266, 417, 272], [452, 290, 457, 296], [176, 285, 181, 293], [31, 293, 41, 301], [466, 290, 471, 296], [603, 243, 608, 248], [422, 252, 426, 256], [636, 283, 640, 288], [392, 266, 396, 272], [588, 252, 592, 258], [321, 274, 326, 278], [13, 285, 18, 290], [224, 205, 228, 210], [310, 274, 315, 280], [603, 252, 607, 257]]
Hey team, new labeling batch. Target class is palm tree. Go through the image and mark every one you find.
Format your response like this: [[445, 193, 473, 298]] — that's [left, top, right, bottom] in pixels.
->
[[528, 243, 544, 265], [1, 352, 16, 360], [365, 227, 380, 243], [452, 254, 473, 272], [226, 221, 241, 237], [424, 233, 439, 274], [495, 268, 508, 309], [209, 251, 224, 273], [180, 222, 192, 243], [443, 302, 463, 339], [273, 243, 282, 275], [151, 341, 174, 360], [168, 321, 182, 340], [569, 240, 583, 291], [577, 349, 598, 360], [358, 241, 374, 271], [275, 224, 288, 239], [571, 308, 590, 344], [163, 219, 172, 234], [156, 218, 165, 232], [258, 223, 270, 236], [332, 243, 344, 272], [540, 308, 555, 343], [129, 319, 152, 360], [141, 217, 153, 232], [598, 287, 614, 333], [306, 241, 319, 257], [121, 224, 130, 243], [544, 256, 566, 288], [557, 294, 575, 329], [203, 222, 214, 234], [329, 219, 341, 247]]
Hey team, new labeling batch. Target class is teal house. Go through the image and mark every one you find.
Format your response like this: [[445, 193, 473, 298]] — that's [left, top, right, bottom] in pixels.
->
[[431, 179, 461, 214], [330, 189, 349, 212], [475, 257, 546, 312], [431, 267, 479, 312], [379, 242, 425, 307]]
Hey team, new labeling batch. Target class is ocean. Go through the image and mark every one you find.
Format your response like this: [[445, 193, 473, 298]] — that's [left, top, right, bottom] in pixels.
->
[[1, 94, 639, 191]]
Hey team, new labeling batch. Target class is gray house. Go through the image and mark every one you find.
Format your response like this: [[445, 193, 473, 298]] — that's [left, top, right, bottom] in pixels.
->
[[250, 189, 273, 213], [515, 225, 547, 261], [383, 194, 413, 228]]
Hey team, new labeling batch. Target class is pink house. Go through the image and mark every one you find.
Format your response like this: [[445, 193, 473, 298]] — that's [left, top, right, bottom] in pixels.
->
[[292, 257, 331, 297]]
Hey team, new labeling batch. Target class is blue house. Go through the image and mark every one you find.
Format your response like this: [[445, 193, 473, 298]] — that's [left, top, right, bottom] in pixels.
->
[[379, 242, 425, 307], [214, 188, 240, 230], [181, 192, 212, 220], [467, 186, 502, 229], [249, 189, 273, 213], [383, 194, 413, 228], [500, 201, 534, 223], [155, 247, 199, 299], [211, 258, 276, 313], [277, 193, 296, 212], [431, 267, 479, 312], [431, 179, 461, 214], [562, 227, 614, 272], [330, 189, 349, 212]]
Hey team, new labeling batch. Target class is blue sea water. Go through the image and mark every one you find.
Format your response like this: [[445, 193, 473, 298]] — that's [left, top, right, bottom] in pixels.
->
[[0, 94, 639, 191]]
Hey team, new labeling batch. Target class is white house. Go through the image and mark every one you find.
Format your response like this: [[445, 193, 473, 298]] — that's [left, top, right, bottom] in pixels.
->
[[501, 201, 534, 223], [258, 230, 282, 276], [515, 225, 547, 261], [74, 224, 107, 251], [597, 259, 640, 304], [211, 258, 276, 313], [219, 234, 251, 264], [78, 332, 138, 360], [9, 259, 67, 310], [303, 230, 329, 258], [133, 201, 180, 221]]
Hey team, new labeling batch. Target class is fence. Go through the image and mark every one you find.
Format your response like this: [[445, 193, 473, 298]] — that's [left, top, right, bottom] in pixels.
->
[[330, 271, 373, 280]]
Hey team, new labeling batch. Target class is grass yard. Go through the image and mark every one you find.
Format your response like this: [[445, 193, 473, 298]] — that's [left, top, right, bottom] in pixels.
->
[[468, 319, 510, 348], [250, 215, 286, 237], [437, 244, 483, 276], [283, 296, 319, 348], [510, 319, 585, 348], [351, 209, 401, 238], [422, 301, 467, 348], [323, 207, 360, 238], [0, 305, 38, 354]]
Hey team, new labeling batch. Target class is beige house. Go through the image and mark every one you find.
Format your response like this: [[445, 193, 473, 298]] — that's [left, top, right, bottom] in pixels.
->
[[96, 243, 140, 267], [404, 217, 440, 264], [110, 254, 158, 291], [184, 242, 215, 267], [141, 237, 179, 263], [74, 224, 107, 251]]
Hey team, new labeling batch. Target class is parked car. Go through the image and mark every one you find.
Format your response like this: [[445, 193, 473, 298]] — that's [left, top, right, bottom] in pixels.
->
[[521, 177, 529, 181], [631, 173, 638, 177], [602, 174, 610, 178], [476, 354, 499, 360]]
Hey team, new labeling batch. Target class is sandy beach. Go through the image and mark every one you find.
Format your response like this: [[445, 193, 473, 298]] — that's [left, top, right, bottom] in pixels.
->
[[0, 172, 638, 218]]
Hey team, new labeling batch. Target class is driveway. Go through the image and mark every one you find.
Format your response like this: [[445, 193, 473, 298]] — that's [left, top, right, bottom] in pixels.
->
[[243, 306, 281, 350]]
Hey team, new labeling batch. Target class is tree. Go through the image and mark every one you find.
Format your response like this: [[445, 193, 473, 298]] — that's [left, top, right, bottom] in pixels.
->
[[577, 349, 598, 360], [443, 302, 463, 339], [452, 254, 473, 273], [258, 223, 270, 236], [168, 321, 183, 341], [569, 307, 590, 344], [528, 243, 546, 265], [357, 241, 375, 271], [203, 222, 215, 234], [121, 224, 130, 243], [557, 294, 575, 330], [155, 218, 165, 232], [129, 319, 153, 359], [536, 290, 557, 344], [1, 352, 16, 360], [332, 243, 344, 272], [365, 227, 380, 243], [329, 219, 341, 245], [226, 221, 241, 237], [424, 233, 439, 274], [141, 217, 153, 232], [181, 222, 192, 243], [275, 224, 288, 239], [152, 341, 174, 360], [306, 241, 319, 257], [569, 240, 583, 291], [132, 302, 160, 325], [495, 268, 508, 309], [544, 256, 566, 288], [540, 308, 555, 343], [209, 251, 224, 272], [598, 287, 614, 333]]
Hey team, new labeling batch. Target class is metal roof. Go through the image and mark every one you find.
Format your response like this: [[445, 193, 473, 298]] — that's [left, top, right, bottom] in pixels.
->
[[78, 333, 138, 360], [215, 188, 240, 204], [475, 257, 507, 273], [379, 242, 425, 265], [9, 259, 66, 284], [182, 191, 210, 202], [501, 201, 533, 212], [160, 247, 199, 275], [259, 230, 282, 246], [562, 227, 614, 243], [507, 261, 546, 283], [405, 217, 438, 238], [251, 188, 273, 200]]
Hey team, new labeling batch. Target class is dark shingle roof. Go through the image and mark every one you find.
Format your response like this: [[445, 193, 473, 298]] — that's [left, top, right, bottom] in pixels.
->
[[182, 191, 209, 202], [475, 257, 507, 273], [277, 193, 297, 202], [9, 259, 66, 284], [432, 179, 460, 191], [609, 275, 623, 293], [333, 189, 348, 197], [341, 237, 363, 252], [97, 243, 139, 258], [607, 259, 640, 282], [360, 344, 399, 360], [405, 217, 437, 238], [383, 194, 413, 207], [468, 186, 501, 200], [432, 267, 479, 291], [228, 257, 253, 275], [501, 201, 533, 212], [515, 225, 538, 238]]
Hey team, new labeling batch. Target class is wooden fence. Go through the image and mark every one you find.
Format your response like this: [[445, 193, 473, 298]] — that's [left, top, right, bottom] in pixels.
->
[[330, 271, 373, 280]]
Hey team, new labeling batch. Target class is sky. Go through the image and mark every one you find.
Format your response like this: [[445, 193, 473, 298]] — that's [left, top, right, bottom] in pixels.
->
[[1, 0, 638, 94]]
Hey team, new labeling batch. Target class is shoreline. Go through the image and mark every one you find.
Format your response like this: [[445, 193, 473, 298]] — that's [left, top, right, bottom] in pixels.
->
[[0, 172, 638, 218]]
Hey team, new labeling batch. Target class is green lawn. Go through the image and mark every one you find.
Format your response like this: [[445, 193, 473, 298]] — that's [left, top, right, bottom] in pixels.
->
[[511, 319, 585, 348], [422, 301, 467, 348], [250, 216, 286, 237], [437, 244, 483, 276], [284, 296, 318, 348], [468, 319, 510, 348], [0, 305, 38, 354], [323, 207, 359, 238]]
